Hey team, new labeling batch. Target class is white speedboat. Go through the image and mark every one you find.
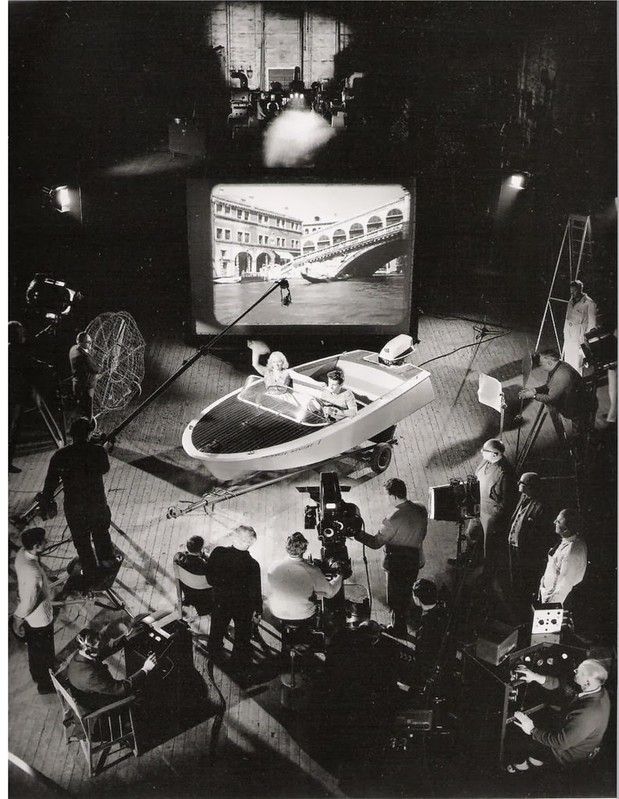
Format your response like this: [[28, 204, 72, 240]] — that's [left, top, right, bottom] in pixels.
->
[[182, 343, 434, 480]]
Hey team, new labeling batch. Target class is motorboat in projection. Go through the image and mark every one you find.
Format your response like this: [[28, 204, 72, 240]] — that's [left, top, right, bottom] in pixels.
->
[[182, 336, 434, 480]]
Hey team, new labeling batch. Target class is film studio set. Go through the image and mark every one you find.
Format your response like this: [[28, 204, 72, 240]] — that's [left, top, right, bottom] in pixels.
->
[[7, 3, 617, 799]]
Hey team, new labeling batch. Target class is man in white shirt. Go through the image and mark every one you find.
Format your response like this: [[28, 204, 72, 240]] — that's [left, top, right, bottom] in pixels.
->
[[538, 509, 587, 605], [315, 368, 358, 422], [267, 532, 342, 651], [12, 527, 62, 694], [563, 280, 597, 375]]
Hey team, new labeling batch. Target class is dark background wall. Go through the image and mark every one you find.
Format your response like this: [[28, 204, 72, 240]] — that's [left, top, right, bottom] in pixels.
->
[[9, 1, 617, 336]]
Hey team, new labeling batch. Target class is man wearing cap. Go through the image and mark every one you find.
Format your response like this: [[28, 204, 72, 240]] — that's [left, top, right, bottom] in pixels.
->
[[353, 478, 427, 638], [39, 417, 116, 581], [508, 472, 551, 616], [315, 368, 358, 422], [473, 438, 516, 567], [563, 280, 597, 375], [538, 509, 587, 606], [69, 331, 100, 419]]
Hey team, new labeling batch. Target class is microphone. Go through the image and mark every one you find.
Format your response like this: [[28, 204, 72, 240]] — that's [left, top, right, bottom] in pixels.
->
[[279, 279, 292, 306]]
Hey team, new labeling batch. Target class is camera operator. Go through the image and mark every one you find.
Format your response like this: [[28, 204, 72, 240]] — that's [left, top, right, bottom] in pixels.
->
[[39, 417, 117, 582], [267, 532, 342, 654], [506, 659, 610, 773], [352, 478, 427, 638]]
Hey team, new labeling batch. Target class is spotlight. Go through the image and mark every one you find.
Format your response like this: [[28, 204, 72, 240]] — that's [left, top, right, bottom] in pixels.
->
[[42, 185, 82, 220], [508, 172, 530, 191]]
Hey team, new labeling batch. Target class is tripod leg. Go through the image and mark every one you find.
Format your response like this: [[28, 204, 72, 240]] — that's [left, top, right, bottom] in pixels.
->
[[516, 405, 546, 472]]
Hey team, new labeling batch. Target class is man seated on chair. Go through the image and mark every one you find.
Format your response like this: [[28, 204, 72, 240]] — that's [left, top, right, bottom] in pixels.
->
[[173, 535, 212, 616], [267, 532, 342, 654], [507, 658, 610, 773], [67, 628, 157, 712], [310, 368, 358, 422]]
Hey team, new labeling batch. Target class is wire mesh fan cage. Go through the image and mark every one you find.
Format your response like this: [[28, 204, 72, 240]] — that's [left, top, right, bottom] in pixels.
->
[[86, 312, 146, 420]]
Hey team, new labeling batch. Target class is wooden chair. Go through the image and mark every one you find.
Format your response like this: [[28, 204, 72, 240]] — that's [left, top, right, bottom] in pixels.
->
[[49, 668, 138, 778], [173, 561, 212, 620]]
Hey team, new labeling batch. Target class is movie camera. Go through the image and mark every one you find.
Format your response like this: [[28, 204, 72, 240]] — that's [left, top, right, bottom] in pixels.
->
[[428, 475, 480, 522], [297, 472, 364, 579]]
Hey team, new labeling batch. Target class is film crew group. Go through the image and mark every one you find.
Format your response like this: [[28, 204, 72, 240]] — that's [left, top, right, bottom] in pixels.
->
[[505, 658, 610, 776], [353, 478, 427, 638], [267, 531, 342, 657], [38, 417, 119, 584]]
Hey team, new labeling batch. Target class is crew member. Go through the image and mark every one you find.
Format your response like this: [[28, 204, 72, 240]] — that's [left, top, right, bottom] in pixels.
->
[[508, 659, 610, 771], [518, 349, 589, 441], [39, 417, 117, 582], [69, 331, 99, 419], [563, 280, 597, 375], [12, 528, 62, 694], [474, 438, 516, 565], [67, 628, 157, 712], [353, 478, 427, 638], [508, 472, 551, 616], [410, 578, 448, 689], [538, 509, 587, 606], [173, 535, 212, 616], [267, 531, 342, 652], [248, 341, 292, 394], [9, 321, 30, 473], [315, 368, 358, 422], [205, 525, 262, 667]]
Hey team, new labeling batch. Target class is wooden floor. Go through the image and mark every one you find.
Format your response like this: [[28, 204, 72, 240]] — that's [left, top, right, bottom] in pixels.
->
[[8, 313, 615, 798]]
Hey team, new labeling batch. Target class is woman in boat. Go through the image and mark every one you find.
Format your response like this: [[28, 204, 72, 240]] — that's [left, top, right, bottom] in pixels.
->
[[247, 341, 292, 394]]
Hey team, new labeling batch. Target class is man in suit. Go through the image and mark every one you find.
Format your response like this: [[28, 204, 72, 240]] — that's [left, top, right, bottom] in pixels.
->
[[69, 331, 99, 420], [353, 478, 427, 638], [67, 628, 157, 712], [508, 472, 551, 617], [173, 535, 212, 616], [205, 525, 262, 667]]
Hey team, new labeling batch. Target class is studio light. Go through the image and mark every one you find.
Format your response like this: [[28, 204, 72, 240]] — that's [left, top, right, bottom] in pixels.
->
[[42, 185, 83, 220], [508, 173, 528, 190]]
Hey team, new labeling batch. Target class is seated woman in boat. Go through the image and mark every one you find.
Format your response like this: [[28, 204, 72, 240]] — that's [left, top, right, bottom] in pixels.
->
[[247, 340, 292, 395], [310, 368, 358, 422]]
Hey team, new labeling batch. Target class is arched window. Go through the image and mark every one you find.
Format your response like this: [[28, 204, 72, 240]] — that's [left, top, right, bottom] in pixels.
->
[[302, 241, 315, 254], [350, 223, 364, 239], [317, 235, 330, 249], [386, 208, 403, 226], [333, 229, 346, 245], [367, 216, 383, 233]]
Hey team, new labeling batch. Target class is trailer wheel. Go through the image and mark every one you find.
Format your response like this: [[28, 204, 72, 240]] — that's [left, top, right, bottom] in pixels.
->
[[370, 443, 392, 473]]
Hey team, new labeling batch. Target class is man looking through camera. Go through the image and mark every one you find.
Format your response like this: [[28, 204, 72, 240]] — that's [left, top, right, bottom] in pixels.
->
[[267, 532, 342, 653]]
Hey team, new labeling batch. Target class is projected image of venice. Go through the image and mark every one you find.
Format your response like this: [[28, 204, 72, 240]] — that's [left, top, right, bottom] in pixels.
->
[[210, 184, 412, 326]]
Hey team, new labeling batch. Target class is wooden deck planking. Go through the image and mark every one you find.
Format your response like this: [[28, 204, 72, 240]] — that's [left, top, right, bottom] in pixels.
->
[[9, 314, 578, 796]]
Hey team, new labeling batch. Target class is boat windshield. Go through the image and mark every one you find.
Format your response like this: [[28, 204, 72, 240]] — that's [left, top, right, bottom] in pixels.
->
[[237, 380, 330, 427]]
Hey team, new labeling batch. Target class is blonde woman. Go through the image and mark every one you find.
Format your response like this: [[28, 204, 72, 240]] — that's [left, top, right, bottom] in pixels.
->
[[247, 340, 292, 394]]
